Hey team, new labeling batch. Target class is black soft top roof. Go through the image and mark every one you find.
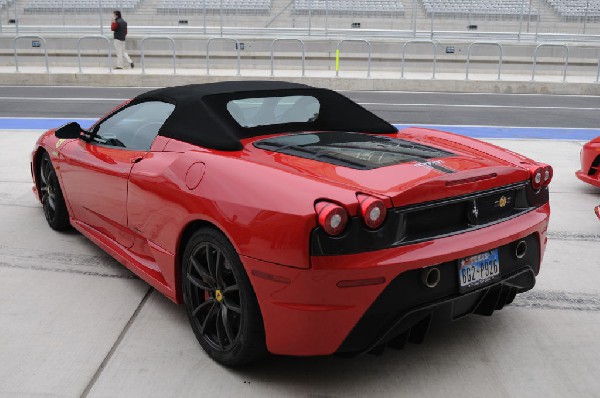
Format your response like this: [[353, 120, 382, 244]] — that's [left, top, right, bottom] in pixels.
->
[[132, 81, 398, 151]]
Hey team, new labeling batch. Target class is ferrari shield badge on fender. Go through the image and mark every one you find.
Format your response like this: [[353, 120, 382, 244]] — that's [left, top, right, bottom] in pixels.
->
[[56, 139, 66, 148]]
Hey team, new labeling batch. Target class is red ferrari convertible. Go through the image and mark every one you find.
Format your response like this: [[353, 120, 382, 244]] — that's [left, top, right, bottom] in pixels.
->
[[31, 81, 552, 365], [575, 136, 600, 219]]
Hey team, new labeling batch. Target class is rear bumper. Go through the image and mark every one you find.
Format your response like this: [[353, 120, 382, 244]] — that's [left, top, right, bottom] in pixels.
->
[[244, 203, 549, 356], [576, 170, 600, 188]]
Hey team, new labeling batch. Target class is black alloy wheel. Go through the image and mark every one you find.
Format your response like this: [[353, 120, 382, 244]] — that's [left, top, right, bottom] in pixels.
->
[[182, 228, 265, 366], [38, 152, 70, 231]]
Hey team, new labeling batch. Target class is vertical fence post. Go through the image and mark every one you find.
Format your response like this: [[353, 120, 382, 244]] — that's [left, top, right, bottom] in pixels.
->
[[141, 36, 177, 75], [430, 2, 435, 39], [271, 39, 305, 77], [325, 0, 328, 35], [584, 0, 589, 34], [0, 6, 3, 34], [203, 0, 207, 35], [14, 35, 49, 73], [14, 0, 18, 35], [465, 42, 503, 80], [412, 0, 417, 37], [308, 0, 312, 36], [335, 39, 371, 78], [531, 43, 569, 82], [219, 0, 223, 37], [207, 38, 241, 76], [535, 0, 540, 42], [77, 36, 112, 73], [401, 40, 437, 79], [98, 0, 103, 35], [518, 0, 525, 40]]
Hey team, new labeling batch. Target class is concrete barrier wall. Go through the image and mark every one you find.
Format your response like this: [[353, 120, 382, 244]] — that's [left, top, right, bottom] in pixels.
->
[[1, 35, 598, 77]]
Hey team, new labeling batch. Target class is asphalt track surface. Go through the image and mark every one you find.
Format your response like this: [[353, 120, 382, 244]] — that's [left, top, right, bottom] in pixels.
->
[[1, 85, 599, 397]]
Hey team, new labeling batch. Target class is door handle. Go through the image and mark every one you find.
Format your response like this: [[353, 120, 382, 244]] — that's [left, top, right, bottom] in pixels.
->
[[131, 157, 143, 164]]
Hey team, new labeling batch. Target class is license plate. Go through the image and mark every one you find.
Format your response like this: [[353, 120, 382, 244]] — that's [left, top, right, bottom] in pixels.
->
[[458, 249, 500, 292]]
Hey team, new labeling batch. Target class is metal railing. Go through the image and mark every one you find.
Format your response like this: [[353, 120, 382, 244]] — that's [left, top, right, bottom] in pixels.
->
[[141, 36, 177, 74], [77, 35, 112, 73], [206, 37, 240, 76], [401, 40, 437, 79], [14, 35, 49, 73], [6, 34, 600, 84], [335, 39, 372, 78], [270, 38, 305, 77], [532, 43, 569, 81], [465, 42, 503, 80]]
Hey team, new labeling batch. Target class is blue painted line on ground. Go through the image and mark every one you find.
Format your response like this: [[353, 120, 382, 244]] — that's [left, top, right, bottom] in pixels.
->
[[394, 124, 600, 141], [0, 118, 95, 130], [0, 118, 598, 141]]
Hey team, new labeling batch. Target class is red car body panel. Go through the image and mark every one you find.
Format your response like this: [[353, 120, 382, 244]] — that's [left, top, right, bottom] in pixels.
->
[[576, 136, 600, 188], [31, 88, 551, 356]]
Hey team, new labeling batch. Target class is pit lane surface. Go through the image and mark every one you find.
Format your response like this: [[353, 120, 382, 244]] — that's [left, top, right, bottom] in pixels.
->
[[0, 86, 599, 398]]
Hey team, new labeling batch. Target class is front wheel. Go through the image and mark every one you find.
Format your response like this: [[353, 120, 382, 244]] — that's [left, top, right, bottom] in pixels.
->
[[182, 228, 266, 366], [38, 152, 70, 231]]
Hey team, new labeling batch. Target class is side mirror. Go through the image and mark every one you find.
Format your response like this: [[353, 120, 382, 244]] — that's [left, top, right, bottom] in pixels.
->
[[55, 122, 83, 139]]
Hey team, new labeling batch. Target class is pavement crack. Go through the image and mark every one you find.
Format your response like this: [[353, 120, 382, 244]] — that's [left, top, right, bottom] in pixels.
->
[[81, 287, 153, 398], [547, 231, 600, 242], [513, 290, 600, 312]]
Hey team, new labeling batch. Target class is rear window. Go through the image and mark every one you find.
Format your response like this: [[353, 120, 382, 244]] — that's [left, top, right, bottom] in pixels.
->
[[254, 131, 454, 170], [226, 96, 320, 128]]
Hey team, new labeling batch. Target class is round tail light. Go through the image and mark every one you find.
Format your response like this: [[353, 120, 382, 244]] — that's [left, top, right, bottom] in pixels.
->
[[357, 194, 387, 229], [314, 201, 348, 236], [529, 166, 544, 191], [542, 164, 553, 187]]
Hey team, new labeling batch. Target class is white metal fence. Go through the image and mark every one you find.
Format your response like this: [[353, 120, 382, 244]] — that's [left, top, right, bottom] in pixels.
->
[[6, 34, 600, 83]]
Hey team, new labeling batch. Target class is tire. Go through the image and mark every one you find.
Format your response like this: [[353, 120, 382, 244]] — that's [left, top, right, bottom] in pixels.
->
[[182, 228, 266, 366], [38, 152, 70, 231]]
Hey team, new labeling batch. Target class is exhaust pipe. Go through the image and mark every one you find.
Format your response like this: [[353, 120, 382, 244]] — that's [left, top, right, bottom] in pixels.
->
[[421, 267, 441, 288], [515, 240, 528, 259]]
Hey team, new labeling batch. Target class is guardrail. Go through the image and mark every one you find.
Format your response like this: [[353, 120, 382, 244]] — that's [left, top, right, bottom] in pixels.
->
[[401, 40, 437, 79], [14, 35, 49, 73], [336, 39, 372, 78], [77, 35, 112, 73], [6, 35, 600, 84], [532, 43, 569, 82], [271, 38, 305, 77], [141, 36, 177, 74], [206, 37, 240, 76], [465, 42, 503, 80]]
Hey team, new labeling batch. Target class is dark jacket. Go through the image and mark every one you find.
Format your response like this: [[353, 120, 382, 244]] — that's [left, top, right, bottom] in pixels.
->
[[111, 18, 127, 41]]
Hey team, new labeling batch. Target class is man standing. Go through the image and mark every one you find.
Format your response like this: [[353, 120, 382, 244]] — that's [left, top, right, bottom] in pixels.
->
[[111, 10, 134, 70]]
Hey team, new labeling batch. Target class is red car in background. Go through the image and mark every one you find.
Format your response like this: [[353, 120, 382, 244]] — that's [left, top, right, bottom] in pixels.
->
[[31, 81, 552, 366], [575, 136, 600, 219]]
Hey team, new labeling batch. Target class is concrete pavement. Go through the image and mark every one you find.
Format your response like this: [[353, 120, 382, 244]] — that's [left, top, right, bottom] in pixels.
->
[[0, 129, 599, 397]]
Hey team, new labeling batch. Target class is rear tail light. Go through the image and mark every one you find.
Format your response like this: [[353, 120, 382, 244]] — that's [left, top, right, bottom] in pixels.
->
[[315, 201, 348, 236], [357, 194, 387, 229], [595, 205, 600, 220], [529, 165, 544, 191], [542, 164, 553, 187]]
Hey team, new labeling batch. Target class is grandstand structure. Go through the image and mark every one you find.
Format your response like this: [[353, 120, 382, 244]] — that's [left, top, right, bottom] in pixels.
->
[[546, 0, 600, 21], [0, 0, 598, 36], [421, 0, 538, 20]]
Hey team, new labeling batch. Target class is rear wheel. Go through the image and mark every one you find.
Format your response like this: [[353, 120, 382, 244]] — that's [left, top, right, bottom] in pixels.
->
[[182, 228, 266, 366], [38, 152, 70, 231]]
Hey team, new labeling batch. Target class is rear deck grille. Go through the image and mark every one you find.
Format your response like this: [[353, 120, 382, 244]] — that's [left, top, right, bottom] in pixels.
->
[[310, 182, 542, 256], [403, 187, 520, 243]]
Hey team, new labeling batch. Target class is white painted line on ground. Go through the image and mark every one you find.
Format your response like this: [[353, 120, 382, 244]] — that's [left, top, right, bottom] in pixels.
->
[[360, 102, 600, 111]]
